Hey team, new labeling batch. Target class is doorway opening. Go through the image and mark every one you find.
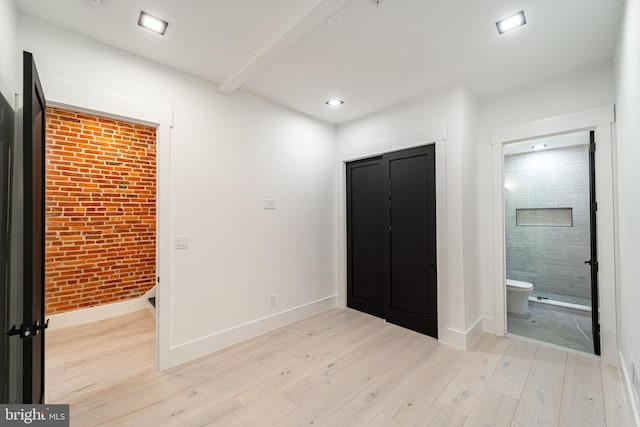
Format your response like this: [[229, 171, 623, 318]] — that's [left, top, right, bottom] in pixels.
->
[[43, 107, 158, 399], [503, 130, 599, 355], [44, 107, 157, 315]]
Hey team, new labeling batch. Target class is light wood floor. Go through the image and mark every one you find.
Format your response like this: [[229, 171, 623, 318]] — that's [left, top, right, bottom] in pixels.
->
[[46, 308, 633, 426]]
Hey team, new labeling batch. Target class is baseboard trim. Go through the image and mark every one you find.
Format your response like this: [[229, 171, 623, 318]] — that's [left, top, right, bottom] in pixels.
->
[[482, 316, 496, 335], [618, 350, 640, 426], [47, 295, 152, 330], [465, 317, 485, 349], [439, 316, 488, 350], [439, 327, 466, 350], [167, 295, 339, 368]]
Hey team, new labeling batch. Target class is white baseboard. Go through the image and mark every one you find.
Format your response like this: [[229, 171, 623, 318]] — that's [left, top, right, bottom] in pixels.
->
[[618, 350, 640, 426], [439, 316, 488, 350], [482, 316, 496, 335], [465, 317, 485, 349], [47, 294, 153, 330], [166, 295, 339, 368], [143, 286, 156, 299], [438, 327, 466, 350]]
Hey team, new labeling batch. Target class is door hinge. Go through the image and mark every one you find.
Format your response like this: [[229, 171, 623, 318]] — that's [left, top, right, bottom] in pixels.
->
[[6, 319, 49, 339], [590, 142, 596, 152], [592, 202, 598, 212]]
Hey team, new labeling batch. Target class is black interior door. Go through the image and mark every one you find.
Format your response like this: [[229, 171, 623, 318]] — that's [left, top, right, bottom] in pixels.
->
[[21, 51, 47, 403], [588, 131, 600, 356], [346, 157, 384, 317], [346, 145, 437, 338], [0, 85, 16, 403], [383, 145, 437, 337]]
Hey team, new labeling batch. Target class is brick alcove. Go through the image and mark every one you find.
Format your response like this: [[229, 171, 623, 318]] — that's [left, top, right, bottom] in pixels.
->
[[45, 107, 156, 315]]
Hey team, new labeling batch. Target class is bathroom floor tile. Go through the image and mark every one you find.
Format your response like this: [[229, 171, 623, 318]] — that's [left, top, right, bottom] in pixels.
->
[[507, 301, 593, 354]]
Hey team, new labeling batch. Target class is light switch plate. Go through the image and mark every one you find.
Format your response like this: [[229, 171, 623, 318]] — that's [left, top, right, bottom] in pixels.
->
[[263, 199, 276, 210], [175, 236, 189, 249]]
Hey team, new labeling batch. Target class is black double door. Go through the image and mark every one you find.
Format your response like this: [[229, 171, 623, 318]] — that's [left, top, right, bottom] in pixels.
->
[[346, 145, 437, 338]]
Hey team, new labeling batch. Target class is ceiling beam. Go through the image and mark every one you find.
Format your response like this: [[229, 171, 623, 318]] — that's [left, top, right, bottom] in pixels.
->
[[217, 0, 349, 95]]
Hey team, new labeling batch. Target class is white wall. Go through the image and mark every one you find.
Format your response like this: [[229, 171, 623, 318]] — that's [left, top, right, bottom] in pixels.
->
[[18, 15, 338, 368], [336, 83, 482, 348], [477, 62, 615, 328], [460, 86, 480, 331], [0, 0, 17, 101], [614, 0, 640, 421]]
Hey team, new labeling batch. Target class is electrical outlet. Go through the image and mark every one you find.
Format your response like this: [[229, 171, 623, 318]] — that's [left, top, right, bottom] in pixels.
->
[[175, 236, 189, 249], [270, 295, 277, 307]]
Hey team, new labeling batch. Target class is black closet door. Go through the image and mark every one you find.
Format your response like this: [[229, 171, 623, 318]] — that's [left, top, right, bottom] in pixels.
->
[[383, 145, 437, 338], [346, 145, 437, 338], [346, 157, 384, 318]]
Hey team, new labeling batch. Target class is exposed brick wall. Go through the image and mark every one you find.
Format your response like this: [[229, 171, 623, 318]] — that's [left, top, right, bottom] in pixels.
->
[[45, 107, 156, 315]]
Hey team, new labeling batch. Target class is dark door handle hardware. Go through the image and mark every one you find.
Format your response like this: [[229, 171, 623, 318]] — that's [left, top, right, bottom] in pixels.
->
[[6, 319, 49, 339], [585, 260, 592, 265]]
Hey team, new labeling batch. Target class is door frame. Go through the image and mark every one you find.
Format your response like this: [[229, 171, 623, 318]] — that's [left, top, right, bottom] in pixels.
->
[[490, 104, 617, 364], [28, 77, 174, 370]]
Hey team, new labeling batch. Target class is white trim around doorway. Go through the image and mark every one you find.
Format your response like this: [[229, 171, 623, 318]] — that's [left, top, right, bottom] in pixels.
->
[[490, 104, 617, 365], [38, 76, 174, 370]]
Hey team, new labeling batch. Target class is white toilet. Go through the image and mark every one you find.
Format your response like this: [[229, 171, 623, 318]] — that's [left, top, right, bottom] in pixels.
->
[[506, 279, 534, 315]]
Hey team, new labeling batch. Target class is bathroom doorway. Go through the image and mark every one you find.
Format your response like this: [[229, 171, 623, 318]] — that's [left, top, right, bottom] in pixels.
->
[[503, 130, 600, 355]]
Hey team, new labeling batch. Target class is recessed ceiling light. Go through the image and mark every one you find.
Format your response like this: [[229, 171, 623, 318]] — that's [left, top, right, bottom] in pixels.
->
[[531, 144, 547, 150], [138, 11, 168, 36], [496, 11, 526, 35], [325, 98, 344, 107]]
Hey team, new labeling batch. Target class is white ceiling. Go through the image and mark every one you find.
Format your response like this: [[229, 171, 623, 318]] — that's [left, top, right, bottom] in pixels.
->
[[17, 0, 624, 124]]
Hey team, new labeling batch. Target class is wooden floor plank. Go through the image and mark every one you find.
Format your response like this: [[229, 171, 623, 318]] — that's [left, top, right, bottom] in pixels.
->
[[225, 393, 298, 427], [461, 333, 510, 378], [601, 364, 633, 427], [383, 364, 457, 426], [325, 337, 437, 426], [558, 352, 606, 426], [463, 388, 518, 427], [415, 401, 467, 427], [486, 339, 538, 399], [435, 368, 490, 416], [512, 345, 567, 427], [368, 412, 403, 427]]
